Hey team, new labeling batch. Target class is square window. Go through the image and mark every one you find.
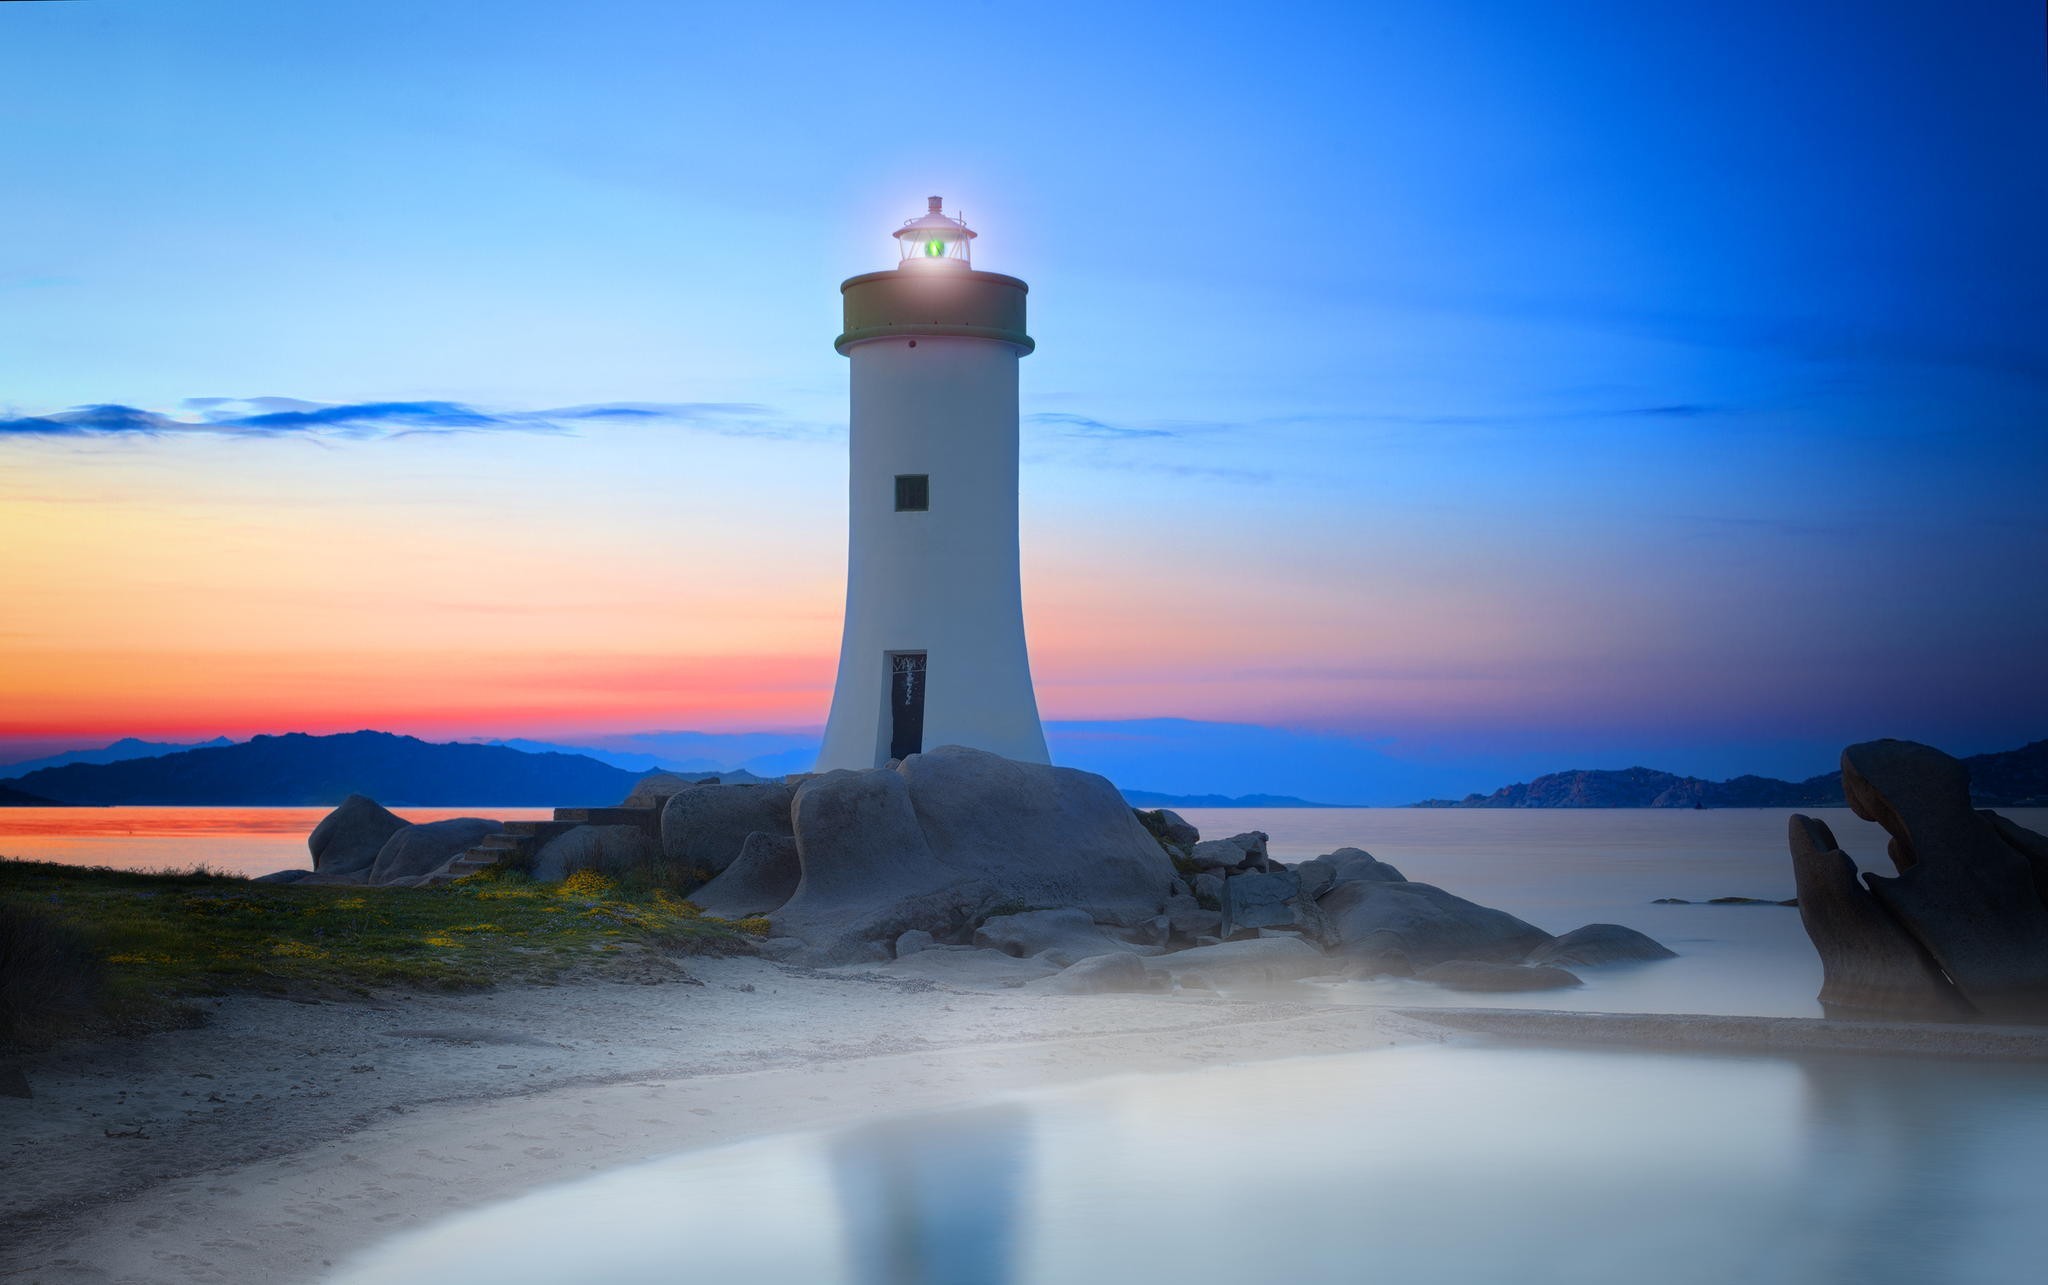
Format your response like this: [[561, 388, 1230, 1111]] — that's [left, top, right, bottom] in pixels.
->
[[894, 474, 929, 512]]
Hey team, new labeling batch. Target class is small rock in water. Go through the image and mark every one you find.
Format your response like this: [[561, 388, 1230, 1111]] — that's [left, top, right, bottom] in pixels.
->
[[1528, 924, 1676, 967]]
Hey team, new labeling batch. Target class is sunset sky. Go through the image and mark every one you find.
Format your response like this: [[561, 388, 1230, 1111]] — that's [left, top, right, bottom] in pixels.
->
[[3, 1, 2044, 801]]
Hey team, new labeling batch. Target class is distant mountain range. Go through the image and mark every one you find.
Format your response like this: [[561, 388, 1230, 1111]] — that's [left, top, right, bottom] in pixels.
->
[[1413, 739, 2048, 809], [0, 731, 644, 807], [0, 736, 234, 777], [1122, 790, 1339, 809]]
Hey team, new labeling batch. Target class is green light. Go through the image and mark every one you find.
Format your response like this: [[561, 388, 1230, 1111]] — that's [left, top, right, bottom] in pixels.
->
[[925, 238, 945, 257]]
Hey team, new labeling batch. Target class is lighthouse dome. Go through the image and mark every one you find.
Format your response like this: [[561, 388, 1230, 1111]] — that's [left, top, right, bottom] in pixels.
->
[[893, 196, 976, 267]]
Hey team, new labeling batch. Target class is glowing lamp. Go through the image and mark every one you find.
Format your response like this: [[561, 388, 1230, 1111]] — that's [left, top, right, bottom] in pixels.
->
[[894, 195, 975, 267]]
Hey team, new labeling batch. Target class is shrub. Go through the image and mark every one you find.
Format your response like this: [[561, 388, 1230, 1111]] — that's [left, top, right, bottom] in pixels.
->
[[0, 903, 105, 1048]]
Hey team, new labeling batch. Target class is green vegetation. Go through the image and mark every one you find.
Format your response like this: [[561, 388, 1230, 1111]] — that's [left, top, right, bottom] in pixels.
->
[[0, 859, 759, 1048]]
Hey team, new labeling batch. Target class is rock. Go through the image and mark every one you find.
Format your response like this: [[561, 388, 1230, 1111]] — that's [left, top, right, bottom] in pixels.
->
[[1192, 872, 1226, 907], [1841, 740, 2048, 1019], [252, 869, 311, 884], [1134, 807, 1200, 857], [530, 824, 661, 882], [1983, 810, 2048, 908], [1294, 848, 1406, 900], [307, 795, 407, 877], [689, 832, 801, 919], [1163, 893, 1221, 942], [1187, 832, 1270, 873], [1416, 960, 1583, 992], [894, 929, 935, 958], [879, 945, 1060, 987], [1527, 923, 1676, 967], [1139, 936, 1328, 988], [1788, 813, 1970, 1019], [1037, 951, 1153, 995], [1220, 869, 1331, 944], [621, 772, 719, 810], [973, 908, 1148, 967], [661, 783, 796, 877], [368, 817, 501, 884], [1321, 879, 1552, 966], [772, 747, 1174, 964]]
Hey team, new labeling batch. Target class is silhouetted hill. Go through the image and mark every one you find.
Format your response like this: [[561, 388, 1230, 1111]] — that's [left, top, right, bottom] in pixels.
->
[[0, 783, 65, 807], [0, 736, 234, 776], [0, 731, 643, 807], [1412, 739, 2048, 808], [1123, 790, 1339, 809]]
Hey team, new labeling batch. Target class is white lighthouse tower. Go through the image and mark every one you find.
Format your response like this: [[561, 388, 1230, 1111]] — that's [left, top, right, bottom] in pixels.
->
[[814, 197, 1049, 771]]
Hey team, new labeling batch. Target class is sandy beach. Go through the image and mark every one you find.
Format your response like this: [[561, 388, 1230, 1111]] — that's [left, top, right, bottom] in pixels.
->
[[7, 955, 2045, 1285]]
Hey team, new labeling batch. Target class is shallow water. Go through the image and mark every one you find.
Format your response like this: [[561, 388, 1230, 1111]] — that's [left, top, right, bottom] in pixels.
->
[[333, 1042, 2048, 1285], [0, 805, 553, 876]]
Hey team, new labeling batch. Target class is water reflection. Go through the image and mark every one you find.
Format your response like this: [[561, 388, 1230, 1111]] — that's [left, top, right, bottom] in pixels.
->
[[831, 1107, 1030, 1285], [333, 1045, 2048, 1285]]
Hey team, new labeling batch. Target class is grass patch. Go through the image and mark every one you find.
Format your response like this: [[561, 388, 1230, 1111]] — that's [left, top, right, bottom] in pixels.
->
[[0, 858, 759, 1049]]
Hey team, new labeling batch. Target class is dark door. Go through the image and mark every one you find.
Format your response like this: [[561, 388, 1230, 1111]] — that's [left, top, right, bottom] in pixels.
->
[[889, 652, 926, 760]]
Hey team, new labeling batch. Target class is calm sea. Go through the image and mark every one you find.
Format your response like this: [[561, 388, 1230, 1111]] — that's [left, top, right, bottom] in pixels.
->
[[8, 803, 2044, 1019]]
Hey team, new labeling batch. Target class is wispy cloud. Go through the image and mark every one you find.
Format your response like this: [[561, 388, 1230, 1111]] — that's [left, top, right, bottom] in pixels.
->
[[0, 398, 820, 442], [1025, 411, 1179, 440]]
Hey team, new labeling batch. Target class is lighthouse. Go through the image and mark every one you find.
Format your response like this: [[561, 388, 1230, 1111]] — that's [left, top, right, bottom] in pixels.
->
[[814, 197, 1050, 771]]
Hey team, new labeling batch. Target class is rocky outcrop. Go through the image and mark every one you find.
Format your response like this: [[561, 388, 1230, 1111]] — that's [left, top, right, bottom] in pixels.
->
[[1320, 878, 1553, 966], [1038, 951, 1154, 995], [690, 832, 801, 920], [1416, 960, 1583, 992], [1789, 739, 2048, 1021], [307, 794, 407, 876], [530, 824, 662, 882], [368, 817, 501, 883], [1789, 814, 1966, 1019], [1138, 936, 1330, 989], [1219, 869, 1330, 944], [972, 908, 1151, 967], [1186, 832, 1272, 874], [1527, 923, 1677, 968], [770, 747, 1175, 964], [1291, 848, 1405, 899], [660, 783, 796, 877], [1134, 807, 1199, 858]]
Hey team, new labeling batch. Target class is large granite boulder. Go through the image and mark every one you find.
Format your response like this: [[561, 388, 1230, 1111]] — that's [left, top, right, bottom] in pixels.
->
[[1789, 813, 1967, 1019], [1186, 832, 1271, 874], [661, 783, 796, 877], [1292, 847, 1406, 900], [771, 747, 1175, 964], [1138, 936, 1330, 988], [1321, 878, 1552, 966], [531, 824, 661, 882], [368, 817, 501, 884], [1134, 808, 1200, 857], [1527, 923, 1676, 968], [308, 795, 407, 877], [1838, 739, 2048, 1019], [972, 908, 1149, 967], [690, 831, 801, 920], [1036, 951, 1154, 995], [1220, 869, 1331, 944], [1416, 960, 1583, 992]]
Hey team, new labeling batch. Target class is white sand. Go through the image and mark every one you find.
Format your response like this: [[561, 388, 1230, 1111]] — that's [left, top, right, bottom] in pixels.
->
[[9, 959, 2043, 1284], [1, 959, 1429, 1283]]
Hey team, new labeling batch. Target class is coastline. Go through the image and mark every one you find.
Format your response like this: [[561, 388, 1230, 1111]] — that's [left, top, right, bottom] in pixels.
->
[[10, 960, 2048, 1284]]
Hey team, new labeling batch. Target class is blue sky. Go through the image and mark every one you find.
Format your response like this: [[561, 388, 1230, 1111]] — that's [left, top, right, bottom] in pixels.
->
[[2, 1, 2044, 800]]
